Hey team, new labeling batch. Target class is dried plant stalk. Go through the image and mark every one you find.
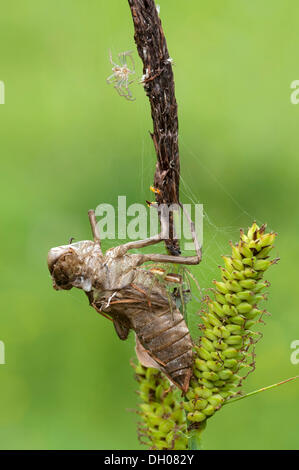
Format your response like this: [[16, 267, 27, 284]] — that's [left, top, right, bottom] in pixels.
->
[[128, 0, 181, 255]]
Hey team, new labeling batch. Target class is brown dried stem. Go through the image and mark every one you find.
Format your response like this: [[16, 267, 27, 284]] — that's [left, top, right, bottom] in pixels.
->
[[128, 0, 181, 256]]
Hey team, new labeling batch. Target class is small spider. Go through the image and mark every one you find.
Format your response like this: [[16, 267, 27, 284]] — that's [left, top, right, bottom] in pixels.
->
[[107, 50, 136, 101]]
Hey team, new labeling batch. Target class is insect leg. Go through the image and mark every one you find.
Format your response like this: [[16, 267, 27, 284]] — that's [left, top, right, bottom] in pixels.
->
[[88, 210, 102, 253], [106, 74, 117, 84], [141, 252, 201, 265], [109, 49, 118, 67], [126, 52, 135, 73], [140, 203, 202, 265]]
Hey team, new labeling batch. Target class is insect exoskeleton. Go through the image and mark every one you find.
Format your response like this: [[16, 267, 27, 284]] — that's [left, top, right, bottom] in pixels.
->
[[47, 239, 194, 393], [48, 209, 202, 393]]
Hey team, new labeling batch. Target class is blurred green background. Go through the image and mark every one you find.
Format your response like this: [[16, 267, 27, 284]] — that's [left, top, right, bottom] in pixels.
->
[[0, 0, 298, 450]]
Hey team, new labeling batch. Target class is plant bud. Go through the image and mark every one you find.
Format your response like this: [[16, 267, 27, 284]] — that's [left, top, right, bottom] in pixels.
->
[[222, 256, 234, 272], [187, 411, 206, 423], [226, 335, 243, 345], [202, 405, 215, 416], [239, 279, 256, 289], [230, 242, 243, 260], [236, 302, 252, 314], [194, 399, 208, 410], [254, 259, 271, 271], [213, 281, 229, 294], [226, 280, 242, 293], [232, 259, 244, 271], [201, 337, 215, 352], [237, 290, 254, 302], [225, 293, 241, 305]]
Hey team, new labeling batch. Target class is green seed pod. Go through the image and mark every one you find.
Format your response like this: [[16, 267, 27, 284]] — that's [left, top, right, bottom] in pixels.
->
[[230, 242, 243, 261], [239, 242, 253, 258], [226, 324, 242, 334], [244, 320, 256, 330], [225, 293, 241, 306], [201, 378, 216, 389], [239, 279, 256, 290], [226, 280, 242, 293], [213, 281, 229, 294], [223, 359, 238, 370], [247, 222, 259, 240], [202, 404, 216, 416], [215, 293, 226, 305], [171, 408, 186, 424], [207, 312, 223, 327], [229, 315, 246, 325], [226, 335, 243, 345], [237, 290, 255, 302], [221, 268, 233, 281], [213, 379, 226, 387], [206, 360, 223, 372], [246, 308, 262, 320], [256, 245, 273, 258], [236, 302, 252, 314], [201, 337, 215, 352], [194, 387, 212, 399], [254, 281, 269, 293], [183, 401, 194, 412], [213, 326, 231, 339], [223, 347, 239, 358], [159, 421, 174, 434], [205, 328, 218, 341], [209, 351, 225, 361], [218, 369, 233, 381], [211, 301, 225, 317], [232, 258, 244, 271], [194, 398, 208, 411], [242, 257, 256, 267], [244, 268, 258, 278], [185, 389, 195, 400], [258, 232, 276, 248], [198, 346, 211, 361], [254, 259, 271, 271], [213, 339, 228, 351], [195, 358, 210, 372], [222, 304, 238, 316], [187, 411, 206, 423], [208, 394, 225, 408], [231, 270, 245, 281], [222, 256, 234, 272]]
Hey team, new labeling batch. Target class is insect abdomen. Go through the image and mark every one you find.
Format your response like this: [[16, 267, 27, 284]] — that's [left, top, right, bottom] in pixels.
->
[[131, 307, 193, 392]]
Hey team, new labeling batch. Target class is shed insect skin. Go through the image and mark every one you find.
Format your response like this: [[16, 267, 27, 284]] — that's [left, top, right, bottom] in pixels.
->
[[47, 209, 201, 393]]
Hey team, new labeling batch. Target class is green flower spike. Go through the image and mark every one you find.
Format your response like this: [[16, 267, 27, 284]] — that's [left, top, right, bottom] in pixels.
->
[[133, 362, 188, 450], [134, 223, 280, 450], [185, 222, 278, 437]]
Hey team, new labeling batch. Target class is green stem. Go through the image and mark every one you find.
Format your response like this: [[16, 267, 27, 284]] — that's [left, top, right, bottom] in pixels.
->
[[225, 375, 299, 406], [188, 422, 206, 450]]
